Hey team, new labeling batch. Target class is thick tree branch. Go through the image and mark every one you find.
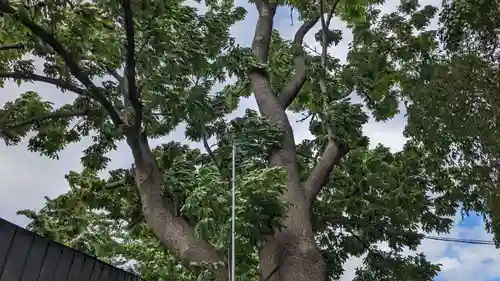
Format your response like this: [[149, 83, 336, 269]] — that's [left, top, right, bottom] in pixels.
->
[[0, 71, 86, 95], [127, 136, 228, 281], [249, 2, 300, 169], [251, 2, 276, 62], [248, 2, 284, 122], [279, 0, 340, 109], [0, 42, 24, 50], [0, 2, 123, 126], [305, 140, 348, 206], [0, 110, 90, 131], [121, 0, 141, 133], [105, 66, 122, 82], [278, 16, 319, 108]]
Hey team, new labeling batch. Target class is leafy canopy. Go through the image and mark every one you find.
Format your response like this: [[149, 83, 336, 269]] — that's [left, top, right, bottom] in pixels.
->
[[1, 0, 500, 280]]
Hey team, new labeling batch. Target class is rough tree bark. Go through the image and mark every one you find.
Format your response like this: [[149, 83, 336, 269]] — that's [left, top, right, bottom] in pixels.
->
[[248, 1, 345, 281], [250, 7, 325, 281]]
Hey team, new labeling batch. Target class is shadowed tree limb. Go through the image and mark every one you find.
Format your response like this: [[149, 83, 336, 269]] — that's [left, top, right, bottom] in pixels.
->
[[0, 42, 24, 50], [105, 66, 123, 82], [279, 0, 340, 109], [201, 130, 223, 174], [0, 110, 91, 131], [0, 71, 87, 95], [304, 141, 348, 206], [121, 0, 141, 133], [323, 0, 341, 29], [104, 178, 127, 189], [278, 16, 319, 108], [0, 1, 124, 127], [248, 1, 284, 121], [126, 135, 229, 281]]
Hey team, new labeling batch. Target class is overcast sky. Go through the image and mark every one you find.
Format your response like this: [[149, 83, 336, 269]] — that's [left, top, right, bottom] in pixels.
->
[[1, 0, 499, 280]]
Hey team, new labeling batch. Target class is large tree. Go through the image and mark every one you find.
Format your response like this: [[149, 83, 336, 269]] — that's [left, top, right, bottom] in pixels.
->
[[1, 0, 500, 280]]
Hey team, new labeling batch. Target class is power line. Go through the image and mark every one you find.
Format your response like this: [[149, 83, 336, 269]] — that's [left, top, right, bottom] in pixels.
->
[[334, 219, 497, 246], [423, 235, 496, 245]]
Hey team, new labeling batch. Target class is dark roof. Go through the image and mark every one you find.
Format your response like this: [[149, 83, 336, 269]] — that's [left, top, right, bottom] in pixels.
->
[[0, 217, 145, 281]]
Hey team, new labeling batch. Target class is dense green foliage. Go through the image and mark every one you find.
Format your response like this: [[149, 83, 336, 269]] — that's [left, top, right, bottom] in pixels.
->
[[1, 0, 500, 280]]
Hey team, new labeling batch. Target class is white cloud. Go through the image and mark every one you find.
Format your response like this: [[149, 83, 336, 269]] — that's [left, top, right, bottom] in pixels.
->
[[437, 257, 460, 272], [0, 1, 498, 281]]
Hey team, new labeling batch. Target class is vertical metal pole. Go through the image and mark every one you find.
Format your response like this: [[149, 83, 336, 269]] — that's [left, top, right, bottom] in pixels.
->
[[231, 142, 236, 281]]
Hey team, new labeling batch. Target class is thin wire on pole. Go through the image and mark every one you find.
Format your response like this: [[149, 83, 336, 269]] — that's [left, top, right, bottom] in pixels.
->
[[231, 141, 237, 281]]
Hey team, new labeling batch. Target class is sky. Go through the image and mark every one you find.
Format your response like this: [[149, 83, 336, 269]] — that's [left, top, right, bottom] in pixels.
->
[[0, 0, 499, 280]]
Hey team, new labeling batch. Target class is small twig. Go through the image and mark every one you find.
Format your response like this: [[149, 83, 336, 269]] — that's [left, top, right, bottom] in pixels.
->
[[70, 118, 86, 131], [202, 129, 222, 173], [302, 42, 339, 66], [303, 42, 320, 55], [297, 112, 315, 123]]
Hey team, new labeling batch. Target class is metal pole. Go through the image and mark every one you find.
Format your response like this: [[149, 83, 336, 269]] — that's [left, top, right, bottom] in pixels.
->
[[231, 142, 236, 281]]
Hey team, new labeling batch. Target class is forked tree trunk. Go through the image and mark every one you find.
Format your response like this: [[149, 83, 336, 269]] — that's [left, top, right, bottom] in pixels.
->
[[129, 133, 328, 281], [127, 0, 335, 279], [249, 2, 331, 281]]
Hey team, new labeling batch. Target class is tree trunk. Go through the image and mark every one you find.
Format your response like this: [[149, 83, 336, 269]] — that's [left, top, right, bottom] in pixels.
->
[[249, 57, 327, 281], [249, 2, 329, 281]]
